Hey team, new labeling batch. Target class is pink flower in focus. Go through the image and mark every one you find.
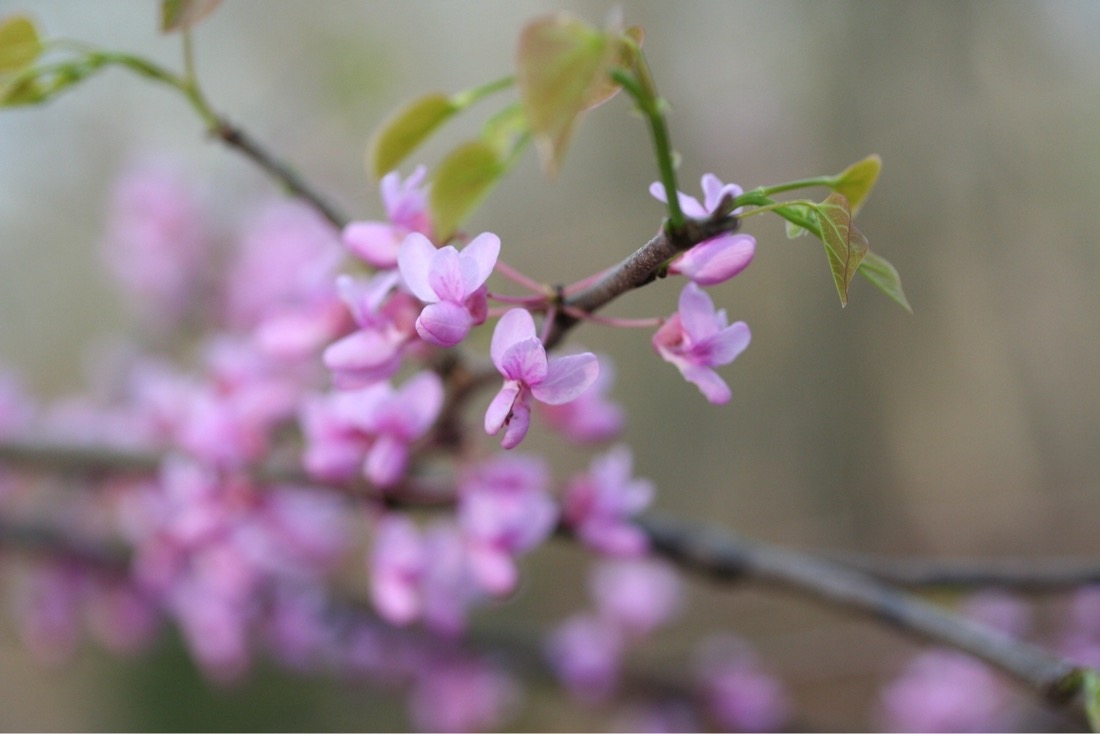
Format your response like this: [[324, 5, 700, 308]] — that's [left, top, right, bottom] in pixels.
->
[[343, 166, 434, 268], [563, 445, 654, 556], [458, 454, 557, 595], [590, 559, 681, 638], [538, 353, 624, 444], [653, 282, 750, 405], [398, 232, 500, 347], [651, 174, 754, 286], [485, 309, 600, 449], [695, 636, 791, 733]]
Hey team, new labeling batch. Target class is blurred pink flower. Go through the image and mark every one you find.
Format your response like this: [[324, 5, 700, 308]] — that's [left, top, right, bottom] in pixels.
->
[[343, 166, 434, 269], [563, 445, 654, 556], [590, 559, 681, 637]]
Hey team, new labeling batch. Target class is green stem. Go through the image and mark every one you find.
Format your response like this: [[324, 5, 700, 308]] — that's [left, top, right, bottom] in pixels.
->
[[450, 74, 514, 110], [611, 62, 684, 231], [757, 175, 835, 197]]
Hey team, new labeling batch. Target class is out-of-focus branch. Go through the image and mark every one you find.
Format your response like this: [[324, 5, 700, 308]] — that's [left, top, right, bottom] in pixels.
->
[[824, 551, 1100, 591], [0, 433, 1093, 719], [638, 514, 1087, 716]]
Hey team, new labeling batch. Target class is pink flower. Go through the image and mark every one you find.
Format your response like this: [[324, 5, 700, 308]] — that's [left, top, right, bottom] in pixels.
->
[[538, 353, 624, 444], [651, 174, 755, 286], [694, 636, 791, 733], [653, 282, 751, 405], [322, 272, 420, 388], [343, 166, 433, 269], [398, 231, 500, 347], [301, 371, 443, 488], [562, 446, 654, 556], [545, 613, 624, 703], [408, 656, 519, 733], [458, 455, 557, 595], [590, 559, 681, 638], [485, 309, 600, 449]]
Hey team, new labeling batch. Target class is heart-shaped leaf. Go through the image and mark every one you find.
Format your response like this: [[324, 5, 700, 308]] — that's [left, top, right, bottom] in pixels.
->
[[817, 193, 868, 307], [430, 141, 506, 242], [0, 14, 42, 73], [832, 153, 881, 216], [367, 92, 460, 180], [160, 0, 222, 33], [517, 13, 629, 175], [859, 251, 911, 312]]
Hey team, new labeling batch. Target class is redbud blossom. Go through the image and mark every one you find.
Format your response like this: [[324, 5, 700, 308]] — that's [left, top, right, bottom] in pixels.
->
[[343, 166, 434, 268], [694, 636, 791, 733], [590, 559, 681, 638], [546, 613, 624, 703], [651, 173, 755, 286], [485, 309, 600, 449], [653, 282, 751, 405], [538, 354, 624, 444], [398, 232, 500, 347], [562, 445, 654, 556], [458, 454, 557, 595]]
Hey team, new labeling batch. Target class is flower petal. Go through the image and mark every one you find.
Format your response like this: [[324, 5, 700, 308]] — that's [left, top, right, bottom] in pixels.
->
[[426, 245, 466, 302], [490, 309, 537, 371], [416, 301, 473, 347], [484, 381, 521, 435], [677, 282, 720, 341], [397, 233, 440, 302], [460, 232, 501, 291], [694, 321, 751, 368], [531, 353, 599, 405], [343, 221, 402, 269], [670, 234, 755, 286], [680, 364, 732, 404], [499, 338, 548, 384]]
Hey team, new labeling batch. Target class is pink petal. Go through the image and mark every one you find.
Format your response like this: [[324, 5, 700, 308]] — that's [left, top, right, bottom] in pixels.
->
[[695, 321, 751, 367], [499, 396, 531, 449], [467, 545, 518, 596], [681, 364, 732, 405], [366, 435, 408, 488], [531, 353, 599, 405], [460, 232, 501, 291], [678, 283, 721, 341], [499, 337, 548, 384], [397, 233, 440, 303], [427, 246, 467, 302], [484, 382, 521, 435], [490, 309, 537, 370], [342, 221, 402, 269], [670, 234, 755, 286], [396, 371, 445, 435], [416, 301, 473, 347]]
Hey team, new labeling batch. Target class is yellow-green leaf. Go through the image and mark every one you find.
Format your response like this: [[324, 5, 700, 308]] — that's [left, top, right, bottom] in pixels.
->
[[160, 0, 222, 33], [430, 141, 506, 243], [858, 251, 911, 313], [832, 153, 881, 216], [817, 193, 868, 307], [0, 14, 42, 73], [481, 101, 530, 159], [367, 92, 460, 180], [517, 13, 623, 175]]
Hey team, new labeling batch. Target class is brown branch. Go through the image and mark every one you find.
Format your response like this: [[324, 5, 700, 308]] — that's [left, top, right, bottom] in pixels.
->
[[638, 514, 1087, 715], [1, 434, 1094, 719], [542, 214, 740, 351], [824, 551, 1100, 591], [211, 118, 350, 230]]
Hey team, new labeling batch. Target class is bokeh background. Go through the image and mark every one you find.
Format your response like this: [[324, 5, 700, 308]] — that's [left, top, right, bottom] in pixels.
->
[[1, 0, 1099, 730]]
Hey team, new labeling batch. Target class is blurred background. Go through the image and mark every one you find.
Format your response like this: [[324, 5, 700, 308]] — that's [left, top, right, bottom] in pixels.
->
[[1, 0, 1098, 730]]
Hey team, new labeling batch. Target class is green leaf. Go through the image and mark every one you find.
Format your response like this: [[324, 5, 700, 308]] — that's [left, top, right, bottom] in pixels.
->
[[0, 74, 44, 107], [817, 193, 868, 307], [516, 13, 628, 175], [430, 141, 506, 242], [481, 102, 530, 159], [367, 92, 460, 180], [858, 251, 912, 312], [1083, 670, 1100, 733], [782, 203, 816, 238], [160, 0, 222, 33], [0, 14, 42, 73], [831, 153, 881, 216]]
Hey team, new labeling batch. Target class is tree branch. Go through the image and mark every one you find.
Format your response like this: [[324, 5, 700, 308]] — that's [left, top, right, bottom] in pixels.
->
[[0, 433, 1093, 719]]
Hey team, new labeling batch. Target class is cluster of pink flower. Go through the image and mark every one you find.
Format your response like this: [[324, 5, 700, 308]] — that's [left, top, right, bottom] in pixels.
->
[[0, 157, 776, 730]]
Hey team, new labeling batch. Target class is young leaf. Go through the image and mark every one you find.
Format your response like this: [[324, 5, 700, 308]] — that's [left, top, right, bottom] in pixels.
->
[[781, 203, 816, 238], [832, 153, 881, 216], [1083, 669, 1100, 733], [516, 13, 624, 175], [817, 193, 868, 307], [859, 251, 912, 312], [160, 0, 222, 33], [367, 93, 460, 180], [0, 14, 42, 73], [430, 141, 506, 242], [481, 102, 530, 159]]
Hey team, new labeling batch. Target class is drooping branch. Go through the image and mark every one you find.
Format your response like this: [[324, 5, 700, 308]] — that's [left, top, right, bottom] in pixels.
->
[[0, 432, 1094, 720]]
